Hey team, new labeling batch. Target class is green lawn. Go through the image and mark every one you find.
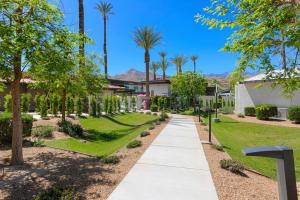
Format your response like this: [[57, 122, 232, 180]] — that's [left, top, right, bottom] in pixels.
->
[[204, 115, 300, 181], [45, 113, 158, 157]]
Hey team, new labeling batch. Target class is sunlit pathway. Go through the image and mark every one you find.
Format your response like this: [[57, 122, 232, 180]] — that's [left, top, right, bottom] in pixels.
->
[[107, 114, 218, 200]]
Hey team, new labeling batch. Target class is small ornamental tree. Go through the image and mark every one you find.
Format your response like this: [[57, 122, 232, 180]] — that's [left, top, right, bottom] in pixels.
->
[[66, 95, 74, 116], [39, 95, 48, 118], [4, 94, 12, 113], [89, 96, 97, 117], [112, 96, 116, 113], [131, 96, 136, 112], [21, 94, 31, 113], [96, 97, 102, 117], [117, 97, 121, 112], [103, 96, 109, 114], [76, 97, 83, 117], [34, 95, 41, 112], [124, 96, 129, 112], [50, 94, 59, 116]]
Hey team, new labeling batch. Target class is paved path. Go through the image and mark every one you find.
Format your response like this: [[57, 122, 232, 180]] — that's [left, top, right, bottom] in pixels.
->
[[107, 115, 218, 200]]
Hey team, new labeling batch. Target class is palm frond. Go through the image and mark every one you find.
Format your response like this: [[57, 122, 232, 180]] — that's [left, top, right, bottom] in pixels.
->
[[95, 1, 114, 17], [133, 27, 162, 50], [171, 55, 188, 67], [191, 55, 198, 62]]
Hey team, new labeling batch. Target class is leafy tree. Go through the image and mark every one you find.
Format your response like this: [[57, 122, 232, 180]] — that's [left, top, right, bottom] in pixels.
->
[[96, 96, 102, 117], [104, 96, 109, 114], [117, 96, 121, 112], [131, 96, 137, 112], [134, 27, 162, 109], [191, 55, 198, 73], [96, 1, 114, 79], [89, 96, 97, 117], [34, 95, 41, 112], [39, 95, 48, 118], [196, 0, 300, 96], [0, 0, 70, 164], [21, 93, 31, 113], [108, 96, 113, 115], [171, 71, 207, 111], [171, 55, 188, 74], [124, 96, 129, 112]]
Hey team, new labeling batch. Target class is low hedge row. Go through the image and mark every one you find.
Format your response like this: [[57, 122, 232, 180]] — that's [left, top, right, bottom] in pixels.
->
[[0, 113, 33, 143], [255, 104, 278, 120]]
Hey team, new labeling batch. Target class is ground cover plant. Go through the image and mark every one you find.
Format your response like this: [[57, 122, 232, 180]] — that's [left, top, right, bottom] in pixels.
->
[[203, 115, 300, 180], [45, 113, 158, 157]]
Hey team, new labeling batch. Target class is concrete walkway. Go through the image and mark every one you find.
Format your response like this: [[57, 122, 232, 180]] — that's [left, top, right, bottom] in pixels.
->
[[107, 115, 218, 200]]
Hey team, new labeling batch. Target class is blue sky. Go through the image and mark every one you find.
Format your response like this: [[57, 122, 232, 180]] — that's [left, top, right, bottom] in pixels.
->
[[59, 0, 238, 76]]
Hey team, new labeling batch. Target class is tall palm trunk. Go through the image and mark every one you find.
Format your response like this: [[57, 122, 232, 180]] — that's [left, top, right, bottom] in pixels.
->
[[153, 69, 156, 80], [193, 61, 196, 73], [163, 70, 166, 80], [104, 16, 108, 79], [145, 50, 150, 109], [179, 65, 182, 73], [11, 6, 23, 165], [79, 0, 85, 68]]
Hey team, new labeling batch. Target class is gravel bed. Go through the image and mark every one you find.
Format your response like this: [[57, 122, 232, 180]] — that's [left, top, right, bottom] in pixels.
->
[[0, 118, 169, 200]]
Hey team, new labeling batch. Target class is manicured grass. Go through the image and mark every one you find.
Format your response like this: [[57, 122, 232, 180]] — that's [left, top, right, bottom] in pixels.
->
[[204, 115, 300, 180], [45, 113, 158, 157]]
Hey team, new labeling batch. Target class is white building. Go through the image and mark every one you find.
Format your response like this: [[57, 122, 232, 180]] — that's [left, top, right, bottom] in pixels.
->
[[142, 80, 171, 97], [235, 72, 300, 119]]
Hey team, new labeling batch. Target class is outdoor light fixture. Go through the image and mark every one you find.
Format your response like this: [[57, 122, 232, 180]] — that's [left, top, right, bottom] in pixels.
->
[[243, 146, 297, 200]]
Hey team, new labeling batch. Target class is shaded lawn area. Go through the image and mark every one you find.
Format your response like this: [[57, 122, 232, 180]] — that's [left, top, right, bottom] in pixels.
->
[[204, 115, 300, 181], [45, 113, 158, 157]]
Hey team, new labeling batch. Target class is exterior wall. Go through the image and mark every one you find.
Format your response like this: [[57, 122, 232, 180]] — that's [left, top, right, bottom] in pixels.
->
[[143, 84, 171, 97], [235, 82, 300, 115]]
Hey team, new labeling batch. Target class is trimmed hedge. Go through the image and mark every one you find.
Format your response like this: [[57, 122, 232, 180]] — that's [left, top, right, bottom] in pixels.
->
[[255, 104, 278, 120], [244, 107, 256, 116], [288, 106, 300, 123], [150, 104, 158, 112], [0, 113, 33, 143]]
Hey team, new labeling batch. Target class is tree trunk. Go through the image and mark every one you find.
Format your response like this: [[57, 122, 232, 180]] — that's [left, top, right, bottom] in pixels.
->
[[104, 17, 108, 79], [153, 70, 156, 80], [61, 89, 66, 121], [179, 65, 182, 73], [193, 61, 196, 73], [79, 0, 85, 68], [281, 31, 287, 71], [145, 50, 150, 110], [11, 5, 23, 165], [163, 70, 166, 80]]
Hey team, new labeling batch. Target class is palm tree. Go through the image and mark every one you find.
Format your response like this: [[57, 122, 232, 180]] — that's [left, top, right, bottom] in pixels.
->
[[96, 1, 113, 79], [191, 55, 198, 73], [133, 27, 162, 109], [171, 55, 188, 74], [159, 52, 169, 80], [79, 0, 85, 68], [151, 62, 159, 80]]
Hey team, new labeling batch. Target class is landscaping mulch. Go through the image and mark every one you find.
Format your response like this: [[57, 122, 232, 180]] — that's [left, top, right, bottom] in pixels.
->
[[0, 118, 169, 200], [227, 114, 300, 128], [193, 116, 300, 200]]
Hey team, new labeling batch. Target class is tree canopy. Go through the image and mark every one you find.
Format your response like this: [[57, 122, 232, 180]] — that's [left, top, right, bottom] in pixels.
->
[[196, 0, 300, 95]]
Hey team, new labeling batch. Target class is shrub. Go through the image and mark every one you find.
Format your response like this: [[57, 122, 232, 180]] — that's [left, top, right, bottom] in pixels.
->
[[4, 94, 12, 112], [148, 126, 155, 130], [117, 97, 121, 112], [124, 96, 129, 112], [159, 112, 168, 121], [101, 155, 120, 164], [255, 104, 278, 120], [220, 159, 245, 174], [150, 104, 158, 112], [0, 113, 33, 143], [34, 186, 78, 200], [58, 120, 83, 137], [89, 96, 97, 117], [244, 107, 256, 116], [75, 97, 83, 116], [112, 96, 116, 113], [127, 140, 142, 149], [221, 107, 234, 114], [66, 95, 74, 116], [108, 96, 113, 115], [50, 94, 59, 116], [39, 95, 48, 118], [212, 144, 224, 152], [32, 126, 54, 138], [96, 99, 102, 117], [103, 96, 109, 114], [131, 96, 136, 112], [33, 138, 45, 147], [21, 93, 31, 113], [288, 106, 300, 123], [34, 95, 41, 112], [140, 131, 150, 137], [156, 121, 161, 125]]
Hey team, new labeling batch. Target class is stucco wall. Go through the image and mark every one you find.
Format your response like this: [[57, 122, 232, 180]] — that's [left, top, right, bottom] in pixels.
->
[[235, 82, 300, 114], [143, 84, 170, 97]]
